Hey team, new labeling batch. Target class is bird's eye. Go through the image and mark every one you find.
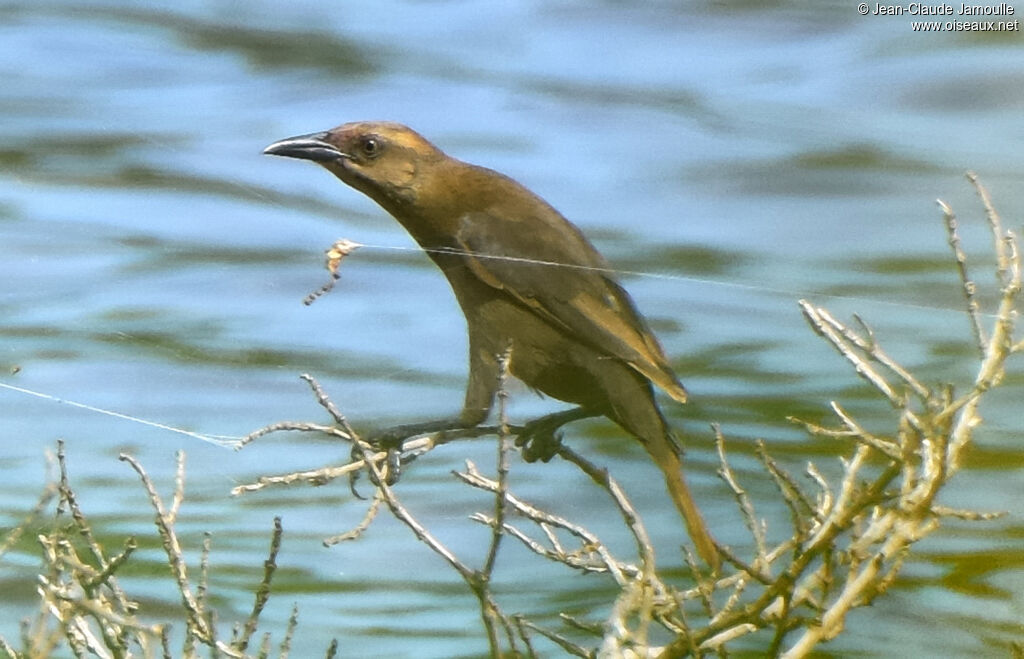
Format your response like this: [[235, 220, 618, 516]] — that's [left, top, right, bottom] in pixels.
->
[[360, 137, 381, 158]]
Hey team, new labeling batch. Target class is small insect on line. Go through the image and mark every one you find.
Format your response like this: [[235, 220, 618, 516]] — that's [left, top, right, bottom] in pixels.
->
[[303, 239, 364, 306]]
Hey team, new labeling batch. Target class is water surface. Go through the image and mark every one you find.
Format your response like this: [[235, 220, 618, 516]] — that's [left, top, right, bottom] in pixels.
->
[[1, 1, 1022, 656]]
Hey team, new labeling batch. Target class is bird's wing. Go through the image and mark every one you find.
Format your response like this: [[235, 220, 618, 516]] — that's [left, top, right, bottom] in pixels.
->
[[455, 211, 688, 403]]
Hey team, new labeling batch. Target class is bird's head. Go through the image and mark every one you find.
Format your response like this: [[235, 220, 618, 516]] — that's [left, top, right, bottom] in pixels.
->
[[264, 121, 444, 207]]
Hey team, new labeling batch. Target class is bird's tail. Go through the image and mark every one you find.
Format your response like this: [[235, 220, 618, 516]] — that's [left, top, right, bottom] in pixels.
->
[[657, 448, 720, 571], [602, 374, 720, 570]]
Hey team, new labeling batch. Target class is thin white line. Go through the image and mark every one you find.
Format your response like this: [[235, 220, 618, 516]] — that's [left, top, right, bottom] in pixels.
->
[[0, 381, 242, 449], [361, 243, 990, 318]]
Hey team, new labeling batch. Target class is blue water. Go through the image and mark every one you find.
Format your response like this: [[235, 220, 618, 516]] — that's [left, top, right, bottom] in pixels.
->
[[1, 1, 1022, 656]]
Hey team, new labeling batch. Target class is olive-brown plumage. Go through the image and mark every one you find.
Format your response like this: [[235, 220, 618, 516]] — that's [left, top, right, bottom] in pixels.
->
[[265, 121, 718, 568]]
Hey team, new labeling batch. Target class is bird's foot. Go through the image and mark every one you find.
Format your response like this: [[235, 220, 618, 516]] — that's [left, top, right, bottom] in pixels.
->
[[514, 407, 597, 463], [348, 441, 404, 498], [516, 423, 564, 463], [350, 418, 471, 496]]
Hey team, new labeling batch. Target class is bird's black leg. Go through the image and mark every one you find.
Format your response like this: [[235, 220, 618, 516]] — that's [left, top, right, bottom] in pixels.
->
[[516, 407, 600, 463], [348, 418, 468, 494], [368, 417, 475, 449]]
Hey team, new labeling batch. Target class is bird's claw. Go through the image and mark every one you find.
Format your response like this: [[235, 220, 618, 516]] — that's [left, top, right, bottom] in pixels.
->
[[385, 448, 402, 484], [347, 468, 366, 500], [516, 425, 564, 463], [348, 443, 402, 499]]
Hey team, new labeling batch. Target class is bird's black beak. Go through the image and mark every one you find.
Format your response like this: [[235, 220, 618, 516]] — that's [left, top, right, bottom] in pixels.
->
[[263, 131, 349, 162]]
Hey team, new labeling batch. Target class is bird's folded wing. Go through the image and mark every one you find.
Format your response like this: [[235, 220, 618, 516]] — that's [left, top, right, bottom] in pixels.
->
[[455, 211, 687, 404]]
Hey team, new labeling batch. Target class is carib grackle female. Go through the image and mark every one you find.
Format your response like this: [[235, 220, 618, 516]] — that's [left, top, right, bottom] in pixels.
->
[[265, 122, 718, 568]]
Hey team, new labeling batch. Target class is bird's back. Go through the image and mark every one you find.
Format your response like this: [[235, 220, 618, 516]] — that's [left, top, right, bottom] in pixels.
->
[[432, 163, 688, 404]]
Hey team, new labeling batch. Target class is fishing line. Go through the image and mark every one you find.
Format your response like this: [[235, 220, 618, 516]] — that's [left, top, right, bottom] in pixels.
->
[[0, 381, 243, 449], [335, 241, 995, 320], [235, 153, 994, 320]]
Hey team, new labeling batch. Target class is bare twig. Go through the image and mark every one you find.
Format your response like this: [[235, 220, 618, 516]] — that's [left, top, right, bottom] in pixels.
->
[[714, 425, 767, 562], [939, 198, 987, 355], [235, 517, 283, 653], [482, 346, 514, 579]]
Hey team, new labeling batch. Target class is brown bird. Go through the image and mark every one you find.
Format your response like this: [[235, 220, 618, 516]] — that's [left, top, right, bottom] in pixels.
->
[[264, 122, 719, 568]]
